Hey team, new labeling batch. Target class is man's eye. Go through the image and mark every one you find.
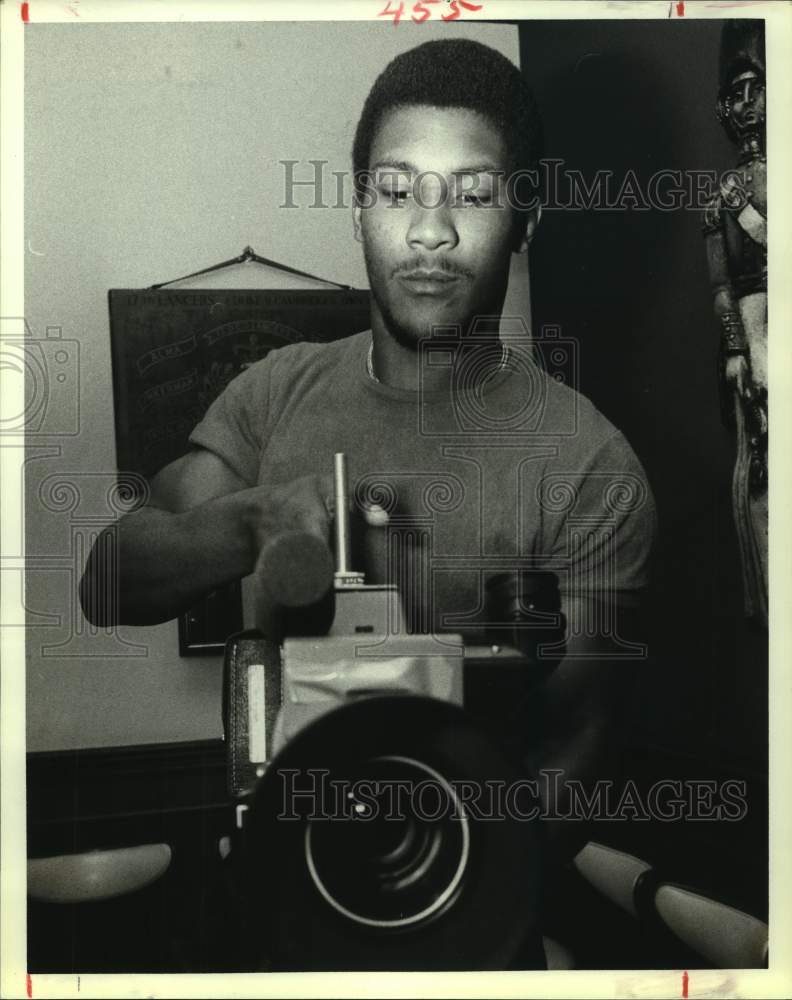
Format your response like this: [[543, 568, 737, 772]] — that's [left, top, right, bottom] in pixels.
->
[[457, 192, 492, 207], [380, 187, 411, 204]]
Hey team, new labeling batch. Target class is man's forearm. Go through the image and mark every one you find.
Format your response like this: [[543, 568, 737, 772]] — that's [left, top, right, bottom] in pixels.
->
[[527, 721, 614, 863], [79, 489, 261, 627], [521, 623, 631, 862]]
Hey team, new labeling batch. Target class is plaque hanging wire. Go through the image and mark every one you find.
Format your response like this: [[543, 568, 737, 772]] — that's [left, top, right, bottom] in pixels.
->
[[149, 246, 353, 290]]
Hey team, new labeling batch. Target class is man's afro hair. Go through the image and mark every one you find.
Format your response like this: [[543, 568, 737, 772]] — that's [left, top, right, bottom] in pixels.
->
[[352, 38, 543, 194]]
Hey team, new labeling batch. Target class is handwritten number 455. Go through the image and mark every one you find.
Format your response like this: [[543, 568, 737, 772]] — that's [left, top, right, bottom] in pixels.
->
[[378, 1, 483, 24]]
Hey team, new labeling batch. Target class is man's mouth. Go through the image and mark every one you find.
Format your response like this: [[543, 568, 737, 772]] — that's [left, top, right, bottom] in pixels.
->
[[397, 269, 461, 295]]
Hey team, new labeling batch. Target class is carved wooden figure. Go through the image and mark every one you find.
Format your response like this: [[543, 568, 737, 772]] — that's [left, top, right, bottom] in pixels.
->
[[703, 21, 767, 625]]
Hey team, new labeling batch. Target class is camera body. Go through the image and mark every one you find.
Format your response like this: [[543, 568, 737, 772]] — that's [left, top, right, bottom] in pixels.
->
[[224, 569, 564, 801], [221, 571, 563, 971], [219, 454, 565, 971]]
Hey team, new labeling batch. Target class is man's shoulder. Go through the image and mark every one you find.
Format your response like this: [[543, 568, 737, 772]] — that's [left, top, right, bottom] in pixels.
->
[[530, 371, 657, 585], [535, 372, 653, 497], [525, 364, 621, 448], [270, 329, 368, 370]]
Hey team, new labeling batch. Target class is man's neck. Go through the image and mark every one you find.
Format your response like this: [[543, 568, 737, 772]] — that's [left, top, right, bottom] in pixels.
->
[[370, 316, 505, 394]]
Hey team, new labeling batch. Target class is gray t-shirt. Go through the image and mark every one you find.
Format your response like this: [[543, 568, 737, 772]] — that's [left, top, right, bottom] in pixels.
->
[[189, 330, 656, 633]]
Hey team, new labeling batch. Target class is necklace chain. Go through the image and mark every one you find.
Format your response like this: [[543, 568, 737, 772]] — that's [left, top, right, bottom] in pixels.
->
[[366, 341, 379, 383]]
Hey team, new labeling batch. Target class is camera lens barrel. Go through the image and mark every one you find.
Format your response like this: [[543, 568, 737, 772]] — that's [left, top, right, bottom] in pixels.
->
[[243, 696, 543, 971], [305, 755, 470, 929]]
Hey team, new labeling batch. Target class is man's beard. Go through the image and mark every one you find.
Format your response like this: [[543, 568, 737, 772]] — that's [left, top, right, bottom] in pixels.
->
[[363, 238, 511, 351], [370, 281, 434, 351], [366, 263, 500, 352]]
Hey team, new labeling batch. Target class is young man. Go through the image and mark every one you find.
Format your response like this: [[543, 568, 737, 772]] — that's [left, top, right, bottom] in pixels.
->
[[81, 39, 655, 857]]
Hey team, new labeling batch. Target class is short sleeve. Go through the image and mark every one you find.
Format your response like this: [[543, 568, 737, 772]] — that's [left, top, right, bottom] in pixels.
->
[[540, 430, 657, 606], [187, 358, 272, 486]]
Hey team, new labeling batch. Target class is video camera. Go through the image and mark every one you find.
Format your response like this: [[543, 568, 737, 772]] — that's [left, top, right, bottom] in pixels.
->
[[221, 454, 565, 971]]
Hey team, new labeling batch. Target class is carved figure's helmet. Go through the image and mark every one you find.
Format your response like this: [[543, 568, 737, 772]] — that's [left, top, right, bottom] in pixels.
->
[[717, 20, 766, 144]]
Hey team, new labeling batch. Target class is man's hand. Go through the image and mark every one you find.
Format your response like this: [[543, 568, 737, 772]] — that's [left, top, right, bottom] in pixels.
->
[[80, 454, 345, 628], [250, 474, 338, 633], [249, 473, 336, 551]]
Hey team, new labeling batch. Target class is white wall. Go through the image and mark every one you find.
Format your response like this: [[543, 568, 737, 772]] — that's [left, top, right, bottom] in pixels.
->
[[24, 19, 528, 751]]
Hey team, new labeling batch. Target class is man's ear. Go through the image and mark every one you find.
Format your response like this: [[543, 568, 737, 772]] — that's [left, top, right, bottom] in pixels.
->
[[513, 206, 541, 253], [353, 200, 364, 244]]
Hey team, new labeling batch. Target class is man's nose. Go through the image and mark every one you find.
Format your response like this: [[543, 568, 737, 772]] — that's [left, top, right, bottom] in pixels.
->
[[406, 179, 459, 252], [406, 204, 459, 251]]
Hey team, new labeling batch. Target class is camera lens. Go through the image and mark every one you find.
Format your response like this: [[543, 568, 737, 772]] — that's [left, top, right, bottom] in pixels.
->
[[304, 755, 469, 929], [248, 696, 543, 971]]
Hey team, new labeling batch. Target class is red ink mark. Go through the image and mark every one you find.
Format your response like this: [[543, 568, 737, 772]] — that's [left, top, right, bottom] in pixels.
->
[[21, 2, 29, 22], [377, 0, 483, 25], [378, 1, 405, 23], [441, 0, 483, 21], [676, 1, 685, 14], [26, 973, 33, 998], [682, 970, 689, 998], [411, 0, 439, 23]]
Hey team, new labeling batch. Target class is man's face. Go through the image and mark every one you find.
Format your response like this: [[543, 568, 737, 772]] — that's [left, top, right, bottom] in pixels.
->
[[354, 104, 530, 349]]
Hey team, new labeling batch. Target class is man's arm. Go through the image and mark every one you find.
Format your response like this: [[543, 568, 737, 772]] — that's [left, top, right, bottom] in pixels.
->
[[79, 449, 333, 627], [522, 427, 655, 859], [525, 595, 644, 863]]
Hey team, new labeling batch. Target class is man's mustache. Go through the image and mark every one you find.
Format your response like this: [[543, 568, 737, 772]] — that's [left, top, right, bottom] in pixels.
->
[[391, 259, 474, 281]]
